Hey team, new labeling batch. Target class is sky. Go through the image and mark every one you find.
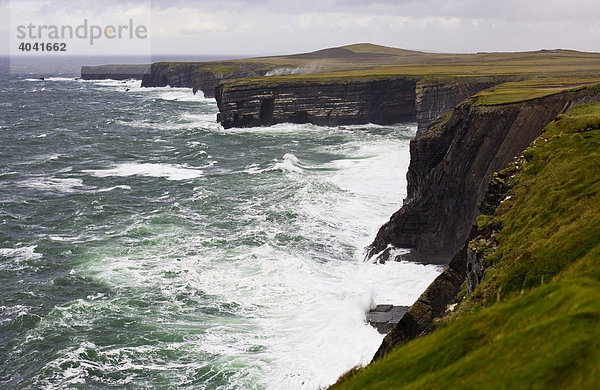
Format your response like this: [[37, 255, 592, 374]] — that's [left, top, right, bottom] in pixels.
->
[[2, 0, 600, 57]]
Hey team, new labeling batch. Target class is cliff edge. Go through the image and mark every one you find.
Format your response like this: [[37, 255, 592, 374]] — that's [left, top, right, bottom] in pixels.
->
[[368, 87, 590, 264]]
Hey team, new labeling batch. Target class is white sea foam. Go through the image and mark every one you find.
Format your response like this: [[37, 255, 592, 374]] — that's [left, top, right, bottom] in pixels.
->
[[23, 77, 78, 82], [179, 113, 217, 123], [0, 304, 31, 325], [0, 245, 42, 262], [0, 245, 43, 272], [213, 122, 324, 135], [22, 177, 86, 193], [89, 79, 141, 88], [84, 163, 203, 181], [154, 90, 210, 102], [46, 77, 79, 82], [91, 80, 212, 104], [29, 121, 437, 389], [116, 111, 218, 132], [95, 185, 132, 193], [66, 122, 437, 389], [273, 153, 306, 174]]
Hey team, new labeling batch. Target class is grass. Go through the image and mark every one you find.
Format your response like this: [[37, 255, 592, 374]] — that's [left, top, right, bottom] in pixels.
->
[[331, 102, 600, 389], [474, 79, 600, 105]]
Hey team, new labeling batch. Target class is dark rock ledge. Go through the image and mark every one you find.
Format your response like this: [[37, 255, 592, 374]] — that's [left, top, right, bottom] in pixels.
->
[[366, 305, 410, 334]]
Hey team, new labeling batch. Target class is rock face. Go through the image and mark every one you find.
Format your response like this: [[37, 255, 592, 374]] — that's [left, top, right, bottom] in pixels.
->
[[371, 156, 521, 361], [215, 78, 418, 128], [368, 88, 589, 264], [140, 63, 266, 98], [215, 76, 510, 131], [415, 78, 513, 135], [81, 65, 150, 80], [372, 241, 469, 361], [366, 305, 410, 334]]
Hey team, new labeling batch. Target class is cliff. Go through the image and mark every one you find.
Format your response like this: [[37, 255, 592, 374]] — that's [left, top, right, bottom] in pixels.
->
[[214, 76, 509, 131], [414, 78, 515, 135], [140, 62, 267, 98], [371, 160, 522, 361], [215, 78, 418, 128], [331, 97, 600, 390], [81, 64, 150, 80], [368, 88, 590, 264]]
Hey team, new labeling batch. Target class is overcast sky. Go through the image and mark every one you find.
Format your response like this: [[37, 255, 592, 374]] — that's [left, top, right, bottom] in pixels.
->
[[2, 0, 600, 56]]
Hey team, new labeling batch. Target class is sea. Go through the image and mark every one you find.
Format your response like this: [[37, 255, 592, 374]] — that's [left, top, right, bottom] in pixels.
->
[[0, 56, 441, 389]]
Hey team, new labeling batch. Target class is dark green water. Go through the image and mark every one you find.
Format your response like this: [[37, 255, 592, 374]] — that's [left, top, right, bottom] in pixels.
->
[[0, 75, 440, 389]]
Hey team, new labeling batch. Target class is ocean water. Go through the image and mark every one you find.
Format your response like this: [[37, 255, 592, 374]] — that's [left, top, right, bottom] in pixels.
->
[[0, 73, 441, 389]]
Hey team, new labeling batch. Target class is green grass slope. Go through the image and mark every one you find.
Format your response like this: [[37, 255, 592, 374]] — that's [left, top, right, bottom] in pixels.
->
[[331, 102, 600, 390]]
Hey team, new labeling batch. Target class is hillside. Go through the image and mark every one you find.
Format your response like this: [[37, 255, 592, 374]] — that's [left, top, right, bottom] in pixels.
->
[[330, 101, 600, 389]]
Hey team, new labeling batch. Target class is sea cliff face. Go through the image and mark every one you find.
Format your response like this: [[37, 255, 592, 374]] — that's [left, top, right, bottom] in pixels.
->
[[215, 78, 418, 128], [140, 63, 265, 98], [215, 76, 509, 131], [372, 158, 522, 361], [415, 78, 513, 135], [369, 88, 590, 265]]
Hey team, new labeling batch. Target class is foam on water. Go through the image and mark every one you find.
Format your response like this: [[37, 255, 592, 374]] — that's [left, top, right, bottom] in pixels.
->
[[94, 185, 132, 193], [21, 177, 86, 193], [83, 163, 203, 181], [1, 75, 440, 389], [51, 121, 438, 389], [154, 90, 210, 102], [0, 245, 43, 272], [273, 153, 307, 174], [23, 77, 76, 82], [0, 245, 43, 262]]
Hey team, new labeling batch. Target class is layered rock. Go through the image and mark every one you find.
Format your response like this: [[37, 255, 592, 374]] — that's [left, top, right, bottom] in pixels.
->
[[215, 78, 418, 128], [372, 240, 469, 361], [141, 62, 266, 98], [368, 88, 590, 264], [415, 77, 515, 135], [371, 158, 521, 361], [371, 91, 594, 360], [215, 76, 510, 131]]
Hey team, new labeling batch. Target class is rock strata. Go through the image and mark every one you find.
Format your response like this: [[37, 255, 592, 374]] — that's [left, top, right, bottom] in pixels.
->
[[215, 76, 510, 131], [368, 88, 589, 264], [215, 78, 418, 128], [372, 242, 468, 361], [415, 78, 513, 135], [370, 87, 596, 361], [141, 62, 266, 98]]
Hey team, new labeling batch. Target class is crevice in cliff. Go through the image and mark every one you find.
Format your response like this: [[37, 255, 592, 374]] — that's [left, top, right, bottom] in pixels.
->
[[259, 98, 275, 125]]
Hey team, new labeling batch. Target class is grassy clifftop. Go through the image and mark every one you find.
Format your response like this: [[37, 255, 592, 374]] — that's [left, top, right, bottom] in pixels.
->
[[331, 102, 600, 389], [151, 43, 600, 101]]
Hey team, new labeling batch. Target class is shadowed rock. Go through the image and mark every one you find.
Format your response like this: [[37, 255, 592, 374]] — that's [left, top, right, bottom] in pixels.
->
[[366, 305, 410, 334]]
